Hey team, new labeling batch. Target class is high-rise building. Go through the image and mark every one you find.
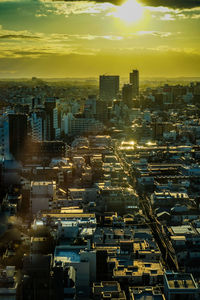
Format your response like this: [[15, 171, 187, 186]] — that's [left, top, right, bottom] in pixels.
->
[[122, 84, 133, 108], [130, 69, 139, 96], [0, 115, 9, 159], [30, 110, 46, 142], [7, 113, 28, 161], [44, 97, 60, 140], [99, 75, 119, 102], [84, 95, 97, 118], [96, 100, 108, 124]]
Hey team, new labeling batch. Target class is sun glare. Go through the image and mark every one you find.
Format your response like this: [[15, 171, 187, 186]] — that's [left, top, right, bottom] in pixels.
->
[[113, 0, 144, 23]]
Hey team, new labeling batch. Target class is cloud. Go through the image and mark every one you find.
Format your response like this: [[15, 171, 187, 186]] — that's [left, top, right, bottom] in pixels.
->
[[146, 4, 200, 21], [137, 31, 172, 37], [160, 13, 176, 20], [0, 35, 100, 58], [0, 28, 42, 39], [2, 0, 199, 10], [0, 34, 40, 39], [191, 13, 200, 18], [106, 45, 199, 55], [1, 0, 199, 21], [140, 0, 200, 9], [39, 0, 111, 17], [39, 0, 200, 9], [35, 13, 48, 17], [70, 34, 123, 40]]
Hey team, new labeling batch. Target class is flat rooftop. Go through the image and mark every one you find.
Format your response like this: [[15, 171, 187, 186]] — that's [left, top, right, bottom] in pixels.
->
[[31, 181, 56, 186], [114, 261, 163, 278], [130, 287, 165, 300], [171, 236, 186, 241], [170, 225, 197, 236], [54, 249, 80, 263], [42, 212, 95, 219], [165, 272, 198, 290], [93, 281, 119, 292]]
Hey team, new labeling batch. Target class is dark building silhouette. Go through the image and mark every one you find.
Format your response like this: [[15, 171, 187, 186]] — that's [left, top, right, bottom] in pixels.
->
[[44, 97, 60, 140], [22, 254, 52, 300], [122, 83, 133, 108], [8, 113, 28, 161], [99, 75, 119, 102], [24, 141, 66, 163], [130, 69, 139, 96], [96, 100, 108, 124], [96, 250, 108, 281]]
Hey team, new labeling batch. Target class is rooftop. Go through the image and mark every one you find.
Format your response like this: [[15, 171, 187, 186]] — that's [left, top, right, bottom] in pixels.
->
[[113, 260, 163, 278], [170, 225, 197, 236], [54, 249, 80, 263], [129, 287, 165, 300], [165, 272, 198, 290], [42, 212, 95, 219], [31, 181, 56, 186]]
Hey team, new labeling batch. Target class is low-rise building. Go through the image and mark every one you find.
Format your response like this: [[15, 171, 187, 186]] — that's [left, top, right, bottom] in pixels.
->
[[93, 281, 126, 300], [113, 260, 163, 285], [54, 246, 96, 297], [129, 286, 165, 300], [30, 181, 57, 214], [164, 271, 200, 300], [0, 267, 19, 300]]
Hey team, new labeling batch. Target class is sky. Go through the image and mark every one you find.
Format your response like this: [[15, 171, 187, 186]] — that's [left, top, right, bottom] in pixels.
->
[[0, 0, 200, 78]]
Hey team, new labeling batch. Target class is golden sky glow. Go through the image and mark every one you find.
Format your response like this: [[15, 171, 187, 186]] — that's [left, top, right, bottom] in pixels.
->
[[0, 0, 200, 78]]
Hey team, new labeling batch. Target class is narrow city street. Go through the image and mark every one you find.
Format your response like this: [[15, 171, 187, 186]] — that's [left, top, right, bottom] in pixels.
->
[[115, 142, 179, 272]]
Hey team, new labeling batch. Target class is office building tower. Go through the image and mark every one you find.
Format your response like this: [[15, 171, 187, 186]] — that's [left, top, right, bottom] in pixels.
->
[[30, 110, 46, 142], [0, 116, 9, 159], [84, 95, 97, 118], [130, 69, 139, 96], [8, 113, 28, 161], [122, 83, 133, 108], [32, 97, 42, 109], [96, 100, 108, 124], [44, 97, 60, 140], [99, 75, 119, 102]]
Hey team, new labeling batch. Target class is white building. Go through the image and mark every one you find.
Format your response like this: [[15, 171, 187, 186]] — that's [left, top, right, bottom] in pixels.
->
[[63, 113, 104, 136], [30, 111, 46, 141], [53, 107, 60, 139], [54, 246, 96, 296]]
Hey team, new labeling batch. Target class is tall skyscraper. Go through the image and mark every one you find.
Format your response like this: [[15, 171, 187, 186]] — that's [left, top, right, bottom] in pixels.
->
[[99, 75, 119, 102], [44, 97, 60, 140], [84, 95, 97, 118], [8, 113, 28, 161], [96, 100, 108, 124], [31, 110, 46, 142], [122, 84, 133, 108], [130, 69, 139, 96]]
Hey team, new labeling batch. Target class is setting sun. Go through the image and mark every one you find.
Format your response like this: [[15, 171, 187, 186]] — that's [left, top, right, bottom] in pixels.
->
[[113, 0, 144, 23]]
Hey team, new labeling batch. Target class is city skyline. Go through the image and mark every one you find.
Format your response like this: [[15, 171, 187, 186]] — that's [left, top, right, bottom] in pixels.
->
[[0, 0, 200, 78]]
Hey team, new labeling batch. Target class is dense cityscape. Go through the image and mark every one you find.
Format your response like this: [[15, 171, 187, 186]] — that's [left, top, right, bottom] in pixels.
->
[[0, 70, 200, 299]]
